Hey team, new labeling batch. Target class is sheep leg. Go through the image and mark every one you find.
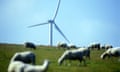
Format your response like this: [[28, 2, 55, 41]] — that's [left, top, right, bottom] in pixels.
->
[[79, 58, 86, 66], [87, 55, 90, 60], [67, 60, 72, 66], [32, 55, 36, 65], [82, 58, 86, 66]]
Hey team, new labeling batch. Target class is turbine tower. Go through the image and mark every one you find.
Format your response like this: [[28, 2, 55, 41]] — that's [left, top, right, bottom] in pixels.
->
[[28, 0, 70, 46]]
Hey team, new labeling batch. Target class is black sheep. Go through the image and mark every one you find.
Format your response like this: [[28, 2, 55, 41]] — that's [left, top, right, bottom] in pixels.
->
[[24, 42, 36, 50]]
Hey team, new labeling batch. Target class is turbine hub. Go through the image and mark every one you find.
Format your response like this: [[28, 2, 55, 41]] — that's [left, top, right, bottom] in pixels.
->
[[48, 20, 54, 23]]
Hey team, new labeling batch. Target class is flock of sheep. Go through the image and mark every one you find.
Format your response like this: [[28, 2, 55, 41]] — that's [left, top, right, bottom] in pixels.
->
[[7, 42, 120, 72]]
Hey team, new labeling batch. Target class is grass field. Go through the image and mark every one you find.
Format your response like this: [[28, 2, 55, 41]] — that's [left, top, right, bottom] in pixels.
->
[[0, 43, 120, 72]]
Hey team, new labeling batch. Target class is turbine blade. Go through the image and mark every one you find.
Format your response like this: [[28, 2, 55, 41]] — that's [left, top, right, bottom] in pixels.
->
[[54, 23, 70, 43], [28, 22, 49, 28], [53, 0, 61, 20]]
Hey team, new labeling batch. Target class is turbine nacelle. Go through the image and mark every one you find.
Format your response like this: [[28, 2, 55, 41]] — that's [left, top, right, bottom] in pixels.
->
[[48, 20, 55, 24]]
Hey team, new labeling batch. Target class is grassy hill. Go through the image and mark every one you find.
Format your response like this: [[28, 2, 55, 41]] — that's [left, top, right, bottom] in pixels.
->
[[0, 43, 120, 72]]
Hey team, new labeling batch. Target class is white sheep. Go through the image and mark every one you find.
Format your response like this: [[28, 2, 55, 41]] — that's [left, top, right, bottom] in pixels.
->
[[68, 44, 77, 49], [10, 51, 36, 65], [88, 42, 101, 50], [100, 47, 120, 59], [57, 41, 68, 49], [101, 44, 113, 50], [8, 59, 50, 72], [58, 47, 90, 65], [24, 59, 50, 72], [8, 61, 25, 72]]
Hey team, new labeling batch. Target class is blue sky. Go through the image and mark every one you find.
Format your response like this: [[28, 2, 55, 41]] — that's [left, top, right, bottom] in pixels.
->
[[0, 0, 120, 47]]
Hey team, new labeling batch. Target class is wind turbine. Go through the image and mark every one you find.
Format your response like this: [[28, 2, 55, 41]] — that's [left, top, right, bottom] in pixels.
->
[[28, 0, 70, 46]]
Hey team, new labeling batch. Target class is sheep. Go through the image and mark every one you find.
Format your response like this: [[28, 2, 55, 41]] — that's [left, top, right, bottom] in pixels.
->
[[24, 59, 50, 72], [57, 42, 68, 49], [10, 51, 36, 65], [68, 44, 77, 49], [58, 47, 90, 66], [24, 42, 36, 50], [101, 44, 113, 50], [79, 47, 91, 59], [100, 47, 120, 59], [8, 59, 50, 72], [8, 61, 25, 72], [88, 42, 101, 50]]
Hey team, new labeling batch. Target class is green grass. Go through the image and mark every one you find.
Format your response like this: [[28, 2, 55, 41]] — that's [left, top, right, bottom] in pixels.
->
[[0, 43, 120, 72]]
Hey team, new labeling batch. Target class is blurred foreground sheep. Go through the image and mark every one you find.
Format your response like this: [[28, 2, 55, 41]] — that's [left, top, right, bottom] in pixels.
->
[[10, 51, 36, 65], [8, 59, 50, 72]]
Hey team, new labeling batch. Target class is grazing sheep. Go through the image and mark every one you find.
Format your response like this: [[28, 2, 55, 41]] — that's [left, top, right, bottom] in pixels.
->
[[58, 47, 90, 65], [100, 47, 120, 59], [88, 43, 100, 50], [24, 42, 36, 50], [10, 51, 36, 65], [101, 44, 113, 50], [68, 44, 77, 49], [8, 59, 50, 72], [57, 42, 68, 49]]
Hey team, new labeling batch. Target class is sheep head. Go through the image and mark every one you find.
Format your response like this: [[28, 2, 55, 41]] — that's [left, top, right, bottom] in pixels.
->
[[100, 52, 109, 59], [58, 51, 70, 65]]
